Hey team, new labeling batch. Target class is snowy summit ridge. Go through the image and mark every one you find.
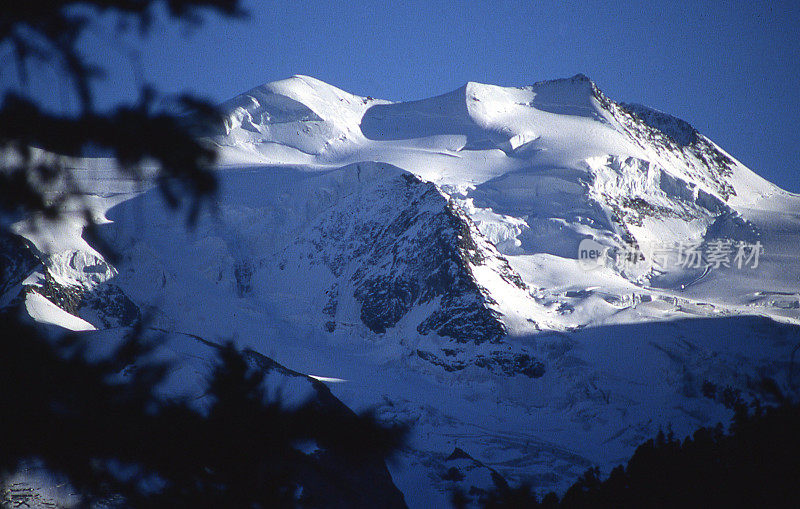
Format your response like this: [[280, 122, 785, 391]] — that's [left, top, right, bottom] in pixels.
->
[[5, 74, 800, 506]]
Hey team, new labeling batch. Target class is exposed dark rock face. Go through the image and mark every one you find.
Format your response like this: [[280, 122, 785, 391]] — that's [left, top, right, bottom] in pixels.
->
[[621, 103, 698, 147], [353, 196, 508, 345], [294, 171, 544, 376], [322, 284, 339, 332], [475, 352, 546, 378], [33, 271, 82, 314], [2, 234, 140, 327], [303, 173, 509, 344], [0, 232, 42, 299], [28, 273, 141, 328], [593, 85, 737, 200], [416, 349, 545, 378]]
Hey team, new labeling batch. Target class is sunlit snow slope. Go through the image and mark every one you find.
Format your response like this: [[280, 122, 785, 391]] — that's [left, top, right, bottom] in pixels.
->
[[5, 74, 800, 506]]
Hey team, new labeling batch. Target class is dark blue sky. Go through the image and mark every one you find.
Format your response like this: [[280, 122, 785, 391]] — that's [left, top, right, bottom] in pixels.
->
[[8, 0, 800, 191]]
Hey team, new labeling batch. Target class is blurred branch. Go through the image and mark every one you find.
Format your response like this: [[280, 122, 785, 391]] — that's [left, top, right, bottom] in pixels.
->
[[1, 0, 247, 225]]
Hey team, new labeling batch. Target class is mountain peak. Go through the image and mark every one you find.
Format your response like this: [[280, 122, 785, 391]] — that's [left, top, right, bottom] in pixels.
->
[[210, 74, 776, 206], [221, 74, 367, 119], [9, 70, 800, 507], [529, 72, 596, 89]]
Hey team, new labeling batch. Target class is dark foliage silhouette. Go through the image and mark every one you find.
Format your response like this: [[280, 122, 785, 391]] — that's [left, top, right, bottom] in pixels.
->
[[0, 315, 407, 507], [1, 2, 407, 507], [1, 0, 244, 225], [469, 399, 800, 508]]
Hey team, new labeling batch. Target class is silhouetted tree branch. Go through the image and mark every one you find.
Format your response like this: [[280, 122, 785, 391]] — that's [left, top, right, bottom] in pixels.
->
[[1, 2, 408, 507], [470, 397, 800, 508], [0, 316, 408, 506], [1, 0, 245, 224]]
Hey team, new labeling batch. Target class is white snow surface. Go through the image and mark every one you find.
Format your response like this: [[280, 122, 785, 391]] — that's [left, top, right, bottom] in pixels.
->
[[7, 74, 800, 506]]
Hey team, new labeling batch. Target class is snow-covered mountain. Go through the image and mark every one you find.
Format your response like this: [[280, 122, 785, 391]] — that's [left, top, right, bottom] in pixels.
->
[[4, 74, 800, 507]]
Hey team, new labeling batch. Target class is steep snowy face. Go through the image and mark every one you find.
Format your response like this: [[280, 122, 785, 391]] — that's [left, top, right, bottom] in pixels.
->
[[269, 165, 546, 376], [211, 75, 780, 286]]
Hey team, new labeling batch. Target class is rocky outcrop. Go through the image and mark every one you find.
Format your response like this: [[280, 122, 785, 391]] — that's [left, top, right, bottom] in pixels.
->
[[292, 170, 544, 376], [301, 173, 505, 343], [28, 272, 141, 328], [594, 85, 737, 200], [0, 232, 42, 300]]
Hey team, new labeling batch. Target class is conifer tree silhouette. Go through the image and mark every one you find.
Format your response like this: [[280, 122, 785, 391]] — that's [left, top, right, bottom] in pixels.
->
[[1, 3, 407, 507]]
